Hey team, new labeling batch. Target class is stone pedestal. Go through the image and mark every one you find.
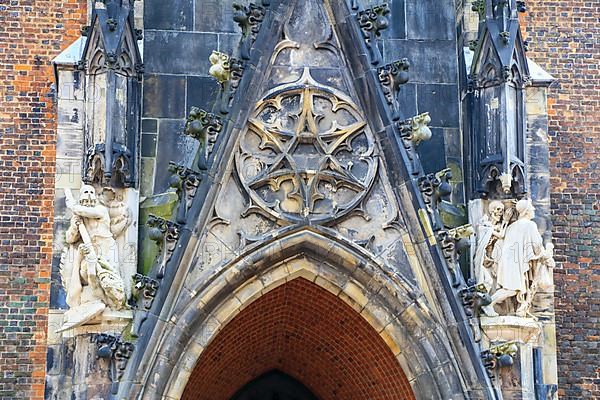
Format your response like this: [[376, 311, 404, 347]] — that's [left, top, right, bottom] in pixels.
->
[[61, 309, 133, 338], [481, 316, 542, 400]]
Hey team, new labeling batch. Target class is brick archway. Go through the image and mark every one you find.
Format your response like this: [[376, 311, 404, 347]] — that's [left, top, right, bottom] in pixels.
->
[[182, 278, 415, 400]]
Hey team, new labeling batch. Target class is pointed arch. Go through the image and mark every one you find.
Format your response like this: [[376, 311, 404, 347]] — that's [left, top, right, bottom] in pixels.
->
[[135, 227, 469, 400]]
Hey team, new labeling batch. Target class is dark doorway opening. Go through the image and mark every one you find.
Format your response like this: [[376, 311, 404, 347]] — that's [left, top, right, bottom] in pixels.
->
[[230, 370, 319, 400]]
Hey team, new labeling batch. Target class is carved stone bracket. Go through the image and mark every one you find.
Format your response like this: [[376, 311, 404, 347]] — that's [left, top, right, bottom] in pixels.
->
[[395, 112, 431, 176], [184, 107, 223, 170], [472, 0, 486, 19], [460, 280, 492, 319], [93, 333, 135, 387], [459, 279, 492, 343], [437, 224, 473, 287], [233, 2, 266, 60], [480, 341, 519, 380], [84, 142, 134, 188], [377, 58, 410, 120], [209, 51, 245, 114], [133, 273, 159, 311], [417, 168, 452, 231], [147, 215, 181, 279], [131, 273, 159, 336], [357, 3, 390, 65], [168, 162, 201, 223], [402, 113, 432, 146]]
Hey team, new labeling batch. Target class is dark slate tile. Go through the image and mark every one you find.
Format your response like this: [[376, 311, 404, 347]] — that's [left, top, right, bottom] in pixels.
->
[[396, 83, 418, 121], [417, 83, 459, 128], [142, 133, 158, 157], [154, 119, 199, 193], [143, 75, 186, 118], [195, 0, 241, 33], [383, 40, 458, 84], [218, 33, 242, 55], [382, 0, 406, 40], [186, 76, 220, 112], [144, 0, 193, 30], [417, 127, 446, 174], [405, 0, 455, 40], [142, 118, 158, 133], [443, 128, 461, 158], [144, 31, 217, 75]]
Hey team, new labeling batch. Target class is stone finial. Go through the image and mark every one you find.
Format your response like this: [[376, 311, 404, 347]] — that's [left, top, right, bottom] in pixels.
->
[[133, 273, 159, 311], [459, 279, 492, 342], [209, 51, 244, 114], [437, 223, 473, 288], [130, 273, 159, 336], [397, 112, 432, 147]]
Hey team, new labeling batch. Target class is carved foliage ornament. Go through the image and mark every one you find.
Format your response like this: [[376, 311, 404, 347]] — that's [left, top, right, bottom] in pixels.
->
[[233, 2, 266, 59], [209, 51, 245, 114], [437, 224, 474, 287], [481, 341, 519, 380], [133, 273, 159, 311], [94, 333, 134, 383], [377, 58, 410, 120], [168, 162, 201, 223], [357, 3, 390, 65], [184, 107, 223, 170], [147, 215, 181, 279], [236, 70, 377, 224]]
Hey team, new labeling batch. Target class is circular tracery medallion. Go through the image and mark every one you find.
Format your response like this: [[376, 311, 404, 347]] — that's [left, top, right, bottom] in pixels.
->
[[236, 72, 377, 224]]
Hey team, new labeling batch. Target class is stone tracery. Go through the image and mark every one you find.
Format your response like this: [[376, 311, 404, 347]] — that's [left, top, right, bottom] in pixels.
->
[[236, 69, 377, 224]]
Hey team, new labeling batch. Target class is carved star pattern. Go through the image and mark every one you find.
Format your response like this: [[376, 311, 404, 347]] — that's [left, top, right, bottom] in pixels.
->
[[237, 75, 377, 223]]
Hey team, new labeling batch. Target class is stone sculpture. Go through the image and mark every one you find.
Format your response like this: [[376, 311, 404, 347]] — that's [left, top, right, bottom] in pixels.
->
[[59, 185, 129, 331], [476, 199, 555, 317]]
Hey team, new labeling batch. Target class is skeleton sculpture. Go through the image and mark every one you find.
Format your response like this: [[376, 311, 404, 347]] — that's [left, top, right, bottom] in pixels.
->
[[475, 199, 555, 317], [58, 185, 129, 331]]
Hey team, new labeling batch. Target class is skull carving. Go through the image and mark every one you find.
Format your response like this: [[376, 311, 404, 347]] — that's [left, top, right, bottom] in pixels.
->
[[79, 184, 97, 207], [488, 200, 504, 224]]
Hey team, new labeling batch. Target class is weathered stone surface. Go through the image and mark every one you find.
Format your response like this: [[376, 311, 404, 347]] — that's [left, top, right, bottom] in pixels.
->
[[186, 76, 220, 112], [143, 75, 187, 119], [405, 0, 455, 40], [154, 119, 198, 193], [144, 0, 194, 31], [144, 31, 217, 75]]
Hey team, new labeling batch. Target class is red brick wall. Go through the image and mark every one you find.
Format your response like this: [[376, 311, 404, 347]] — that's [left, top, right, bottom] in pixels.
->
[[183, 278, 415, 400], [0, 1, 85, 398], [522, 2, 600, 398]]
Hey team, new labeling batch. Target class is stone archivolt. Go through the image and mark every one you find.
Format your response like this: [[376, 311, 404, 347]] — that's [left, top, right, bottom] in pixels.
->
[[236, 69, 377, 225]]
